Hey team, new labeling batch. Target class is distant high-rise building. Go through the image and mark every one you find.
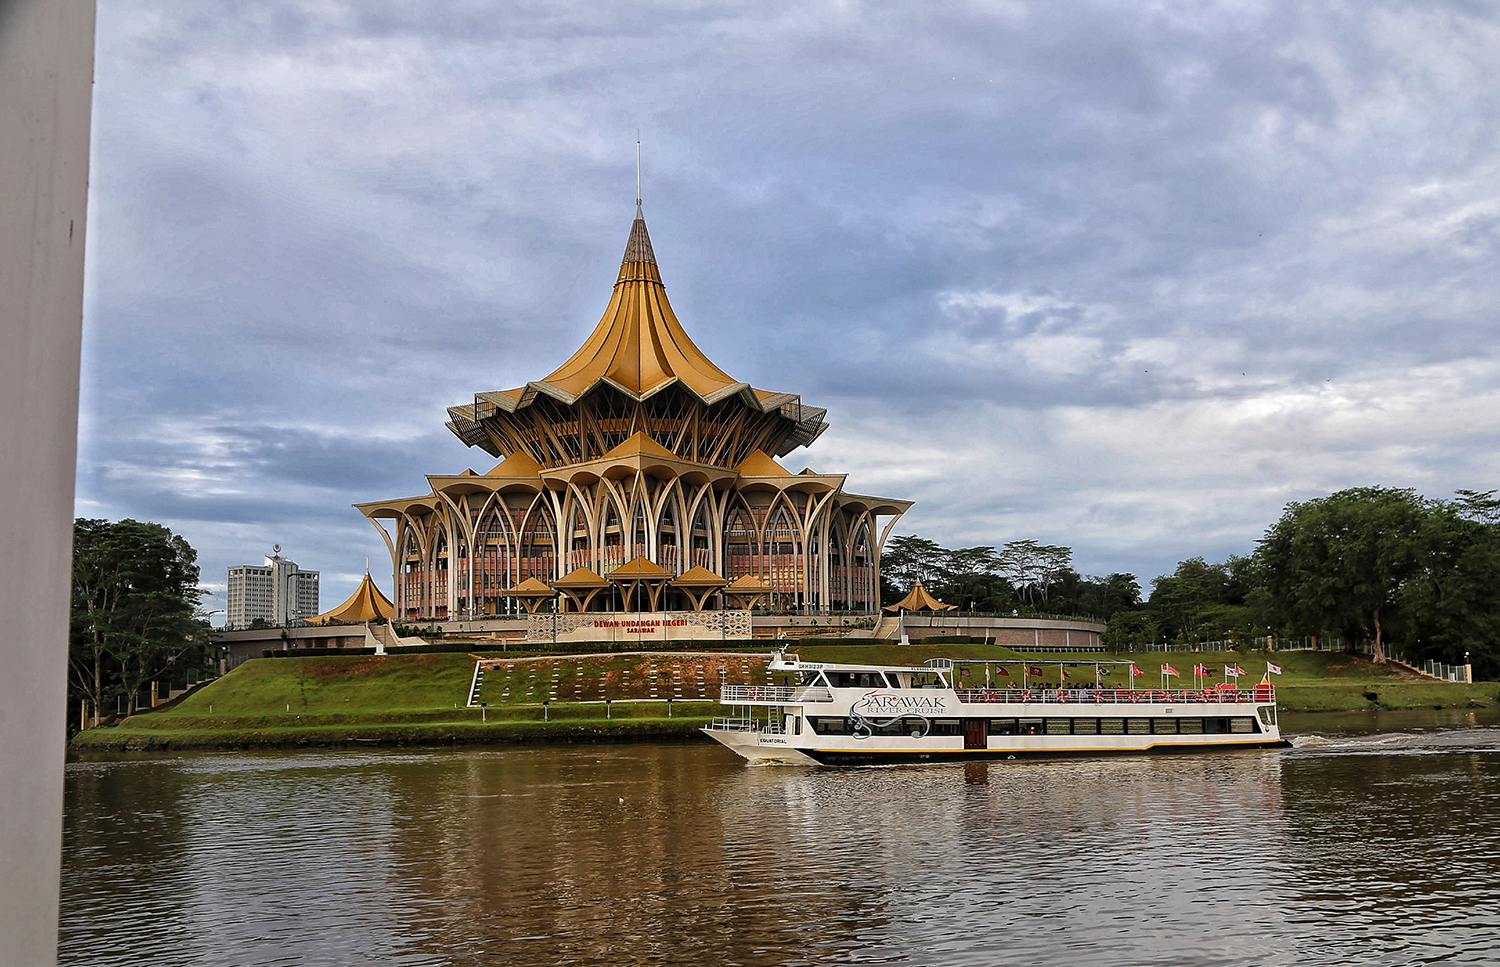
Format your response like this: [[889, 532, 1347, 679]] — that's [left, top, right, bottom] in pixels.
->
[[226, 546, 319, 629]]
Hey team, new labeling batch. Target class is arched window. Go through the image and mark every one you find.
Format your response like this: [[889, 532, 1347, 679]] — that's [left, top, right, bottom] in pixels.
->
[[766, 508, 802, 606], [724, 506, 757, 579], [656, 497, 679, 572], [687, 497, 714, 571], [599, 499, 626, 573], [519, 503, 557, 582]]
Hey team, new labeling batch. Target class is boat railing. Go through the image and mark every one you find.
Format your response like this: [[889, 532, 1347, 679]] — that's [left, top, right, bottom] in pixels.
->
[[710, 714, 759, 732], [955, 687, 1272, 705], [719, 684, 834, 704]]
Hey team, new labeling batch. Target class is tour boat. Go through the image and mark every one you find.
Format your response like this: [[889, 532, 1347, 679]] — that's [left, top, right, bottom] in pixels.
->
[[703, 653, 1288, 765]]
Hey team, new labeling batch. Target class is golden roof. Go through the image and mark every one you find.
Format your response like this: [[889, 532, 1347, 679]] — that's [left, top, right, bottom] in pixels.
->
[[504, 577, 557, 598], [539, 207, 744, 402], [725, 574, 771, 592], [485, 451, 543, 478], [552, 566, 611, 589], [883, 580, 956, 612], [602, 431, 677, 461], [445, 207, 830, 459], [308, 572, 394, 623], [735, 449, 791, 476], [670, 565, 728, 588], [608, 555, 671, 579]]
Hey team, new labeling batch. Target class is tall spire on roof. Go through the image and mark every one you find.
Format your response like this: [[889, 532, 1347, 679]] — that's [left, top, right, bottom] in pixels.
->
[[623, 138, 656, 266]]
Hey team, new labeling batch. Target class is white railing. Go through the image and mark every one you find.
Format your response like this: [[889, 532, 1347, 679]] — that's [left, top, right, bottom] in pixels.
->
[[719, 685, 833, 703], [954, 687, 1272, 705]]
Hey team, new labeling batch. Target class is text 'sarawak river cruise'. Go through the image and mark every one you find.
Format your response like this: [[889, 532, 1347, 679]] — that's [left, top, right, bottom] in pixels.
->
[[703, 654, 1288, 765]]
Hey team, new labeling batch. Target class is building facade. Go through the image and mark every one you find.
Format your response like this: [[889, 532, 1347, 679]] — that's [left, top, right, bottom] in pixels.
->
[[358, 206, 911, 620], [227, 549, 320, 628]]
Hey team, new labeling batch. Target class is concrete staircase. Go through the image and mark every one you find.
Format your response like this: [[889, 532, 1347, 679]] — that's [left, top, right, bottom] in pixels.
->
[[873, 615, 902, 640]]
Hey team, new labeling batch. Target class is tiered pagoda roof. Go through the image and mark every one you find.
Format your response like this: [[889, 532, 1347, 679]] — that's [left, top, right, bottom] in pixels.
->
[[445, 205, 828, 467]]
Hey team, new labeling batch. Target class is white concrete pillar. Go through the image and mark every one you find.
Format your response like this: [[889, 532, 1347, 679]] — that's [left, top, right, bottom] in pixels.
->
[[0, 1, 95, 961]]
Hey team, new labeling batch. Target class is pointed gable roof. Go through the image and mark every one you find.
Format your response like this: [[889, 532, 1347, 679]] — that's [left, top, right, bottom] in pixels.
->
[[486, 451, 543, 477], [735, 449, 791, 476], [552, 566, 611, 589], [602, 431, 677, 462], [670, 565, 728, 588], [308, 572, 394, 624], [608, 555, 671, 579], [505, 577, 557, 597]]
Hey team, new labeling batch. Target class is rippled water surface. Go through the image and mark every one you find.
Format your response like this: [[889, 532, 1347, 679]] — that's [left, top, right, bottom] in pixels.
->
[[62, 709, 1500, 966]]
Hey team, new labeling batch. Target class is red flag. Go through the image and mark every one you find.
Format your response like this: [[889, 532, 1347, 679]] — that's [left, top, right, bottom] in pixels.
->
[[1162, 664, 1180, 677], [1059, 668, 1069, 680], [1130, 664, 1144, 677], [1028, 667, 1044, 677], [1192, 663, 1211, 676], [995, 666, 1010, 676]]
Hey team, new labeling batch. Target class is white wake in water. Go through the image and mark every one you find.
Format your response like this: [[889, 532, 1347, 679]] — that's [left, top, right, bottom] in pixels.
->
[[1289, 727, 1500, 754]]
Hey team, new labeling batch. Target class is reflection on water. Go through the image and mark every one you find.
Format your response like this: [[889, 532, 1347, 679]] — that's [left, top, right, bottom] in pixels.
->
[[62, 713, 1500, 966]]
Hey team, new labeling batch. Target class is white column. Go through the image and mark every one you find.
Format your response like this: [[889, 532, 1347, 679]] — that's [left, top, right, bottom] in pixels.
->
[[0, 1, 95, 962]]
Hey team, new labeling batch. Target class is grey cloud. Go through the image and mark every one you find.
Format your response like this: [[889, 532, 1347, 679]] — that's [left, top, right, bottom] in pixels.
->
[[79, 0, 1500, 606]]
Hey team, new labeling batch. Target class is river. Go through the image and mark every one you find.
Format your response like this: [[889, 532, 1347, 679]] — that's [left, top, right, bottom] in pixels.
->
[[61, 709, 1500, 966]]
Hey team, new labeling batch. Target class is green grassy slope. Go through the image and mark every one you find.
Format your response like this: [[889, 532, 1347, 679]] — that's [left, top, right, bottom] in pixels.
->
[[71, 644, 1496, 752]]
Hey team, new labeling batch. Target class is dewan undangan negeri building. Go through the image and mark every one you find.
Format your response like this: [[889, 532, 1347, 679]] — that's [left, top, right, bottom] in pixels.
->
[[355, 204, 912, 636]]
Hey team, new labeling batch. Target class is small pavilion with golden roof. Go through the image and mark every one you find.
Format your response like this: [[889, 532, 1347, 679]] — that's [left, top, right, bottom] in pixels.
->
[[307, 572, 395, 624], [356, 202, 911, 626]]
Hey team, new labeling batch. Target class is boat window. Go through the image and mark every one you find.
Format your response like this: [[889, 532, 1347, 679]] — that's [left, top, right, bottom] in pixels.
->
[[871, 716, 930, 737], [809, 717, 852, 735], [1099, 718, 1125, 735], [1231, 717, 1256, 734], [1018, 718, 1044, 736], [906, 671, 946, 689], [1045, 719, 1071, 735], [1177, 718, 1204, 734], [1072, 719, 1099, 735], [1127, 719, 1152, 734], [1151, 719, 1177, 734], [932, 719, 963, 736], [989, 719, 1018, 735], [827, 671, 890, 689], [1257, 707, 1275, 727], [1204, 717, 1231, 734], [801, 671, 827, 687]]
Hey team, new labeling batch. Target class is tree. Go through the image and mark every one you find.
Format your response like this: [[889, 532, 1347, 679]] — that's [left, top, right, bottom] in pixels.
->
[[936, 545, 999, 609], [880, 535, 948, 593], [997, 540, 1072, 608], [1256, 487, 1430, 662], [1393, 497, 1500, 675], [70, 519, 212, 721]]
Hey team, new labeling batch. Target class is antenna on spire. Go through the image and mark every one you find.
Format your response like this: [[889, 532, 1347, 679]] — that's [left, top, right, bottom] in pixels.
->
[[635, 133, 642, 210]]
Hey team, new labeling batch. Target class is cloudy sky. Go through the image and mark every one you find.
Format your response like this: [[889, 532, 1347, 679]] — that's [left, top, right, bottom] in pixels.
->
[[78, 0, 1500, 618]]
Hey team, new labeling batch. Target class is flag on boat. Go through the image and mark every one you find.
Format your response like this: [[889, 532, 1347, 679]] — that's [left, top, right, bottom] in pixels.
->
[[1130, 664, 1144, 677], [1162, 664, 1180, 676], [1028, 667, 1044, 677], [1267, 662, 1283, 675], [1059, 668, 1069, 679], [995, 666, 1010, 676], [1192, 663, 1211, 676], [1226, 664, 1246, 676]]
